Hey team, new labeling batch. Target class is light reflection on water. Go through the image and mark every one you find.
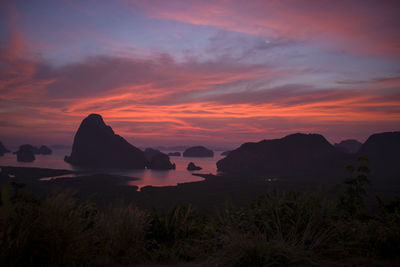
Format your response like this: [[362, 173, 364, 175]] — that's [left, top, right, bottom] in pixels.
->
[[0, 148, 225, 189]]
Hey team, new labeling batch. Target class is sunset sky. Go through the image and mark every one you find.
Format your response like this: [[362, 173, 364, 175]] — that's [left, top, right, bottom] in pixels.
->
[[1, 0, 399, 148]]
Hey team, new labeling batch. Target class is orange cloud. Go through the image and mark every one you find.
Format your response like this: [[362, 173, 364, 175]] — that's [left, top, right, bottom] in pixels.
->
[[1, 50, 399, 147], [0, 1, 399, 147]]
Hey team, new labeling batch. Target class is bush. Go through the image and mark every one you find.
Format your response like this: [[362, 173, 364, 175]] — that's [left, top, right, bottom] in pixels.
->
[[95, 201, 150, 265], [147, 204, 208, 262], [213, 231, 317, 267], [213, 190, 337, 265], [0, 190, 98, 266], [1, 183, 399, 266]]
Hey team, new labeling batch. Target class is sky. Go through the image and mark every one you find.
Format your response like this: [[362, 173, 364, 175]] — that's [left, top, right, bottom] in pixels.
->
[[0, 0, 399, 148]]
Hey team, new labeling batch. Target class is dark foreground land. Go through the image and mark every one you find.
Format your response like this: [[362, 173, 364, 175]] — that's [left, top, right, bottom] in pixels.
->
[[1, 163, 399, 211], [1, 165, 400, 266]]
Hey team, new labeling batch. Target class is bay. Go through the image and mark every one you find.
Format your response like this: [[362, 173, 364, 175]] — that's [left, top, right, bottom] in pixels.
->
[[0, 147, 225, 190]]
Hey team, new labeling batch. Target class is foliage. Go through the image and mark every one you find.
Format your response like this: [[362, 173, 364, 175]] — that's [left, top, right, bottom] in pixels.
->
[[212, 190, 334, 266], [146, 204, 207, 262], [338, 156, 371, 216], [0, 175, 399, 266]]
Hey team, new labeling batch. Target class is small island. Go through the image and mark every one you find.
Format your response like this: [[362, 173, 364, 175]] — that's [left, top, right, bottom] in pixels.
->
[[145, 148, 175, 170], [183, 146, 214, 157], [14, 144, 36, 162], [187, 162, 202, 171], [0, 141, 10, 156]]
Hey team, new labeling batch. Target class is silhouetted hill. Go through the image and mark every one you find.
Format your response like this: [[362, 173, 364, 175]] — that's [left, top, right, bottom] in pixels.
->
[[357, 131, 400, 175], [183, 146, 214, 157], [144, 148, 161, 161], [221, 150, 231, 156], [64, 114, 146, 169], [187, 162, 202, 170], [144, 148, 175, 170], [217, 133, 350, 176], [13, 144, 52, 157], [0, 141, 10, 156], [334, 139, 362, 154], [36, 145, 52, 155], [15, 144, 36, 162], [147, 153, 176, 170]]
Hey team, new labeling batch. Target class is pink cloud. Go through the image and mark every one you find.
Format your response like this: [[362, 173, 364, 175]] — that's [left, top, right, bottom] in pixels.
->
[[0, 1, 399, 147], [132, 0, 400, 57], [1, 48, 399, 146]]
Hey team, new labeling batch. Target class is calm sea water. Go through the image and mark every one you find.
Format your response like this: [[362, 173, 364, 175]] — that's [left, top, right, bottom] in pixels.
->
[[0, 147, 225, 189]]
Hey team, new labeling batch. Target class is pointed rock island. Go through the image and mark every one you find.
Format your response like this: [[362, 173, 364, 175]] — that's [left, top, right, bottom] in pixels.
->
[[64, 114, 147, 169]]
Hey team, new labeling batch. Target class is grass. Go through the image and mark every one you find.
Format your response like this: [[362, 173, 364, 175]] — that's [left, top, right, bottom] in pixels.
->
[[1, 177, 400, 266]]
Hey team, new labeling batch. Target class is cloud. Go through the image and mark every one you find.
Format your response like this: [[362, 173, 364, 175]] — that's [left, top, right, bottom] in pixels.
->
[[132, 0, 400, 57], [1, 48, 399, 146], [1, 0, 399, 146]]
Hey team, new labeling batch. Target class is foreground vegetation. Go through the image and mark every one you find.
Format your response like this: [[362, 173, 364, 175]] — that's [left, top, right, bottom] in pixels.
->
[[1, 160, 400, 266]]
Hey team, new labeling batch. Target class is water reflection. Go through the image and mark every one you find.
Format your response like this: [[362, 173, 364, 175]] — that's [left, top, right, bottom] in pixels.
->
[[0, 148, 225, 189]]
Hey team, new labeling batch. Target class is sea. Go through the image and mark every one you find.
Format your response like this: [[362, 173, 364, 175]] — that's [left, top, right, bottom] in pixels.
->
[[0, 147, 225, 190]]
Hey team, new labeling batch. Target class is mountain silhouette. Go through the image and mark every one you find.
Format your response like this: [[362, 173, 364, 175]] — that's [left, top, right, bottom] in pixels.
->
[[144, 148, 175, 170], [147, 152, 176, 170], [0, 141, 10, 156], [15, 144, 36, 162], [187, 162, 202, 171], [64, 114, 146, 169], [144, 148, 161, 161], [221, 150, 231, 156], [357, 131, 400, 175], [183, 146, 214, 157], [36, 145, 52, 155], [334, 139, 362, 154], [217, 133, 350, 176]]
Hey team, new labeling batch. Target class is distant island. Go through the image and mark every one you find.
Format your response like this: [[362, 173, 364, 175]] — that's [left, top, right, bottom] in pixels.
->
[[334, 139, 362, 154], [183, 146, 214, 157], [0, 141, 10, 156], [187, 162, 202, 171], [217, 132, 400, 178], [64, 114, 147, 169], [64, 114, 174, 170], [15, 144, 36, 162], [12, 144, 52, 162], [144, 148, 175, 170]]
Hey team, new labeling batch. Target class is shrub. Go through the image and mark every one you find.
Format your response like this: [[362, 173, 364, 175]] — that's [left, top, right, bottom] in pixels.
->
[[95, 201, 150, 265], [147, 204, 207, 262], [213, 190, 336, 265], [338, 156, 371, 217], [0, 190, 98, 266]]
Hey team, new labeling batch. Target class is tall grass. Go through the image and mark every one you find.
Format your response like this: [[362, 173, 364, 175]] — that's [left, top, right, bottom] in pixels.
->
[[1, 183, 399, 266], [0, 190, 98, 266], [212, 190, 335, 266]]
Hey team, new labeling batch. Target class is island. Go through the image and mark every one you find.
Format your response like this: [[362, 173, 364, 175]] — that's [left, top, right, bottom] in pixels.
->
[[187, 162, 202, 171], [64, 114, 147, 169], [183, 146, 214, 157]]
